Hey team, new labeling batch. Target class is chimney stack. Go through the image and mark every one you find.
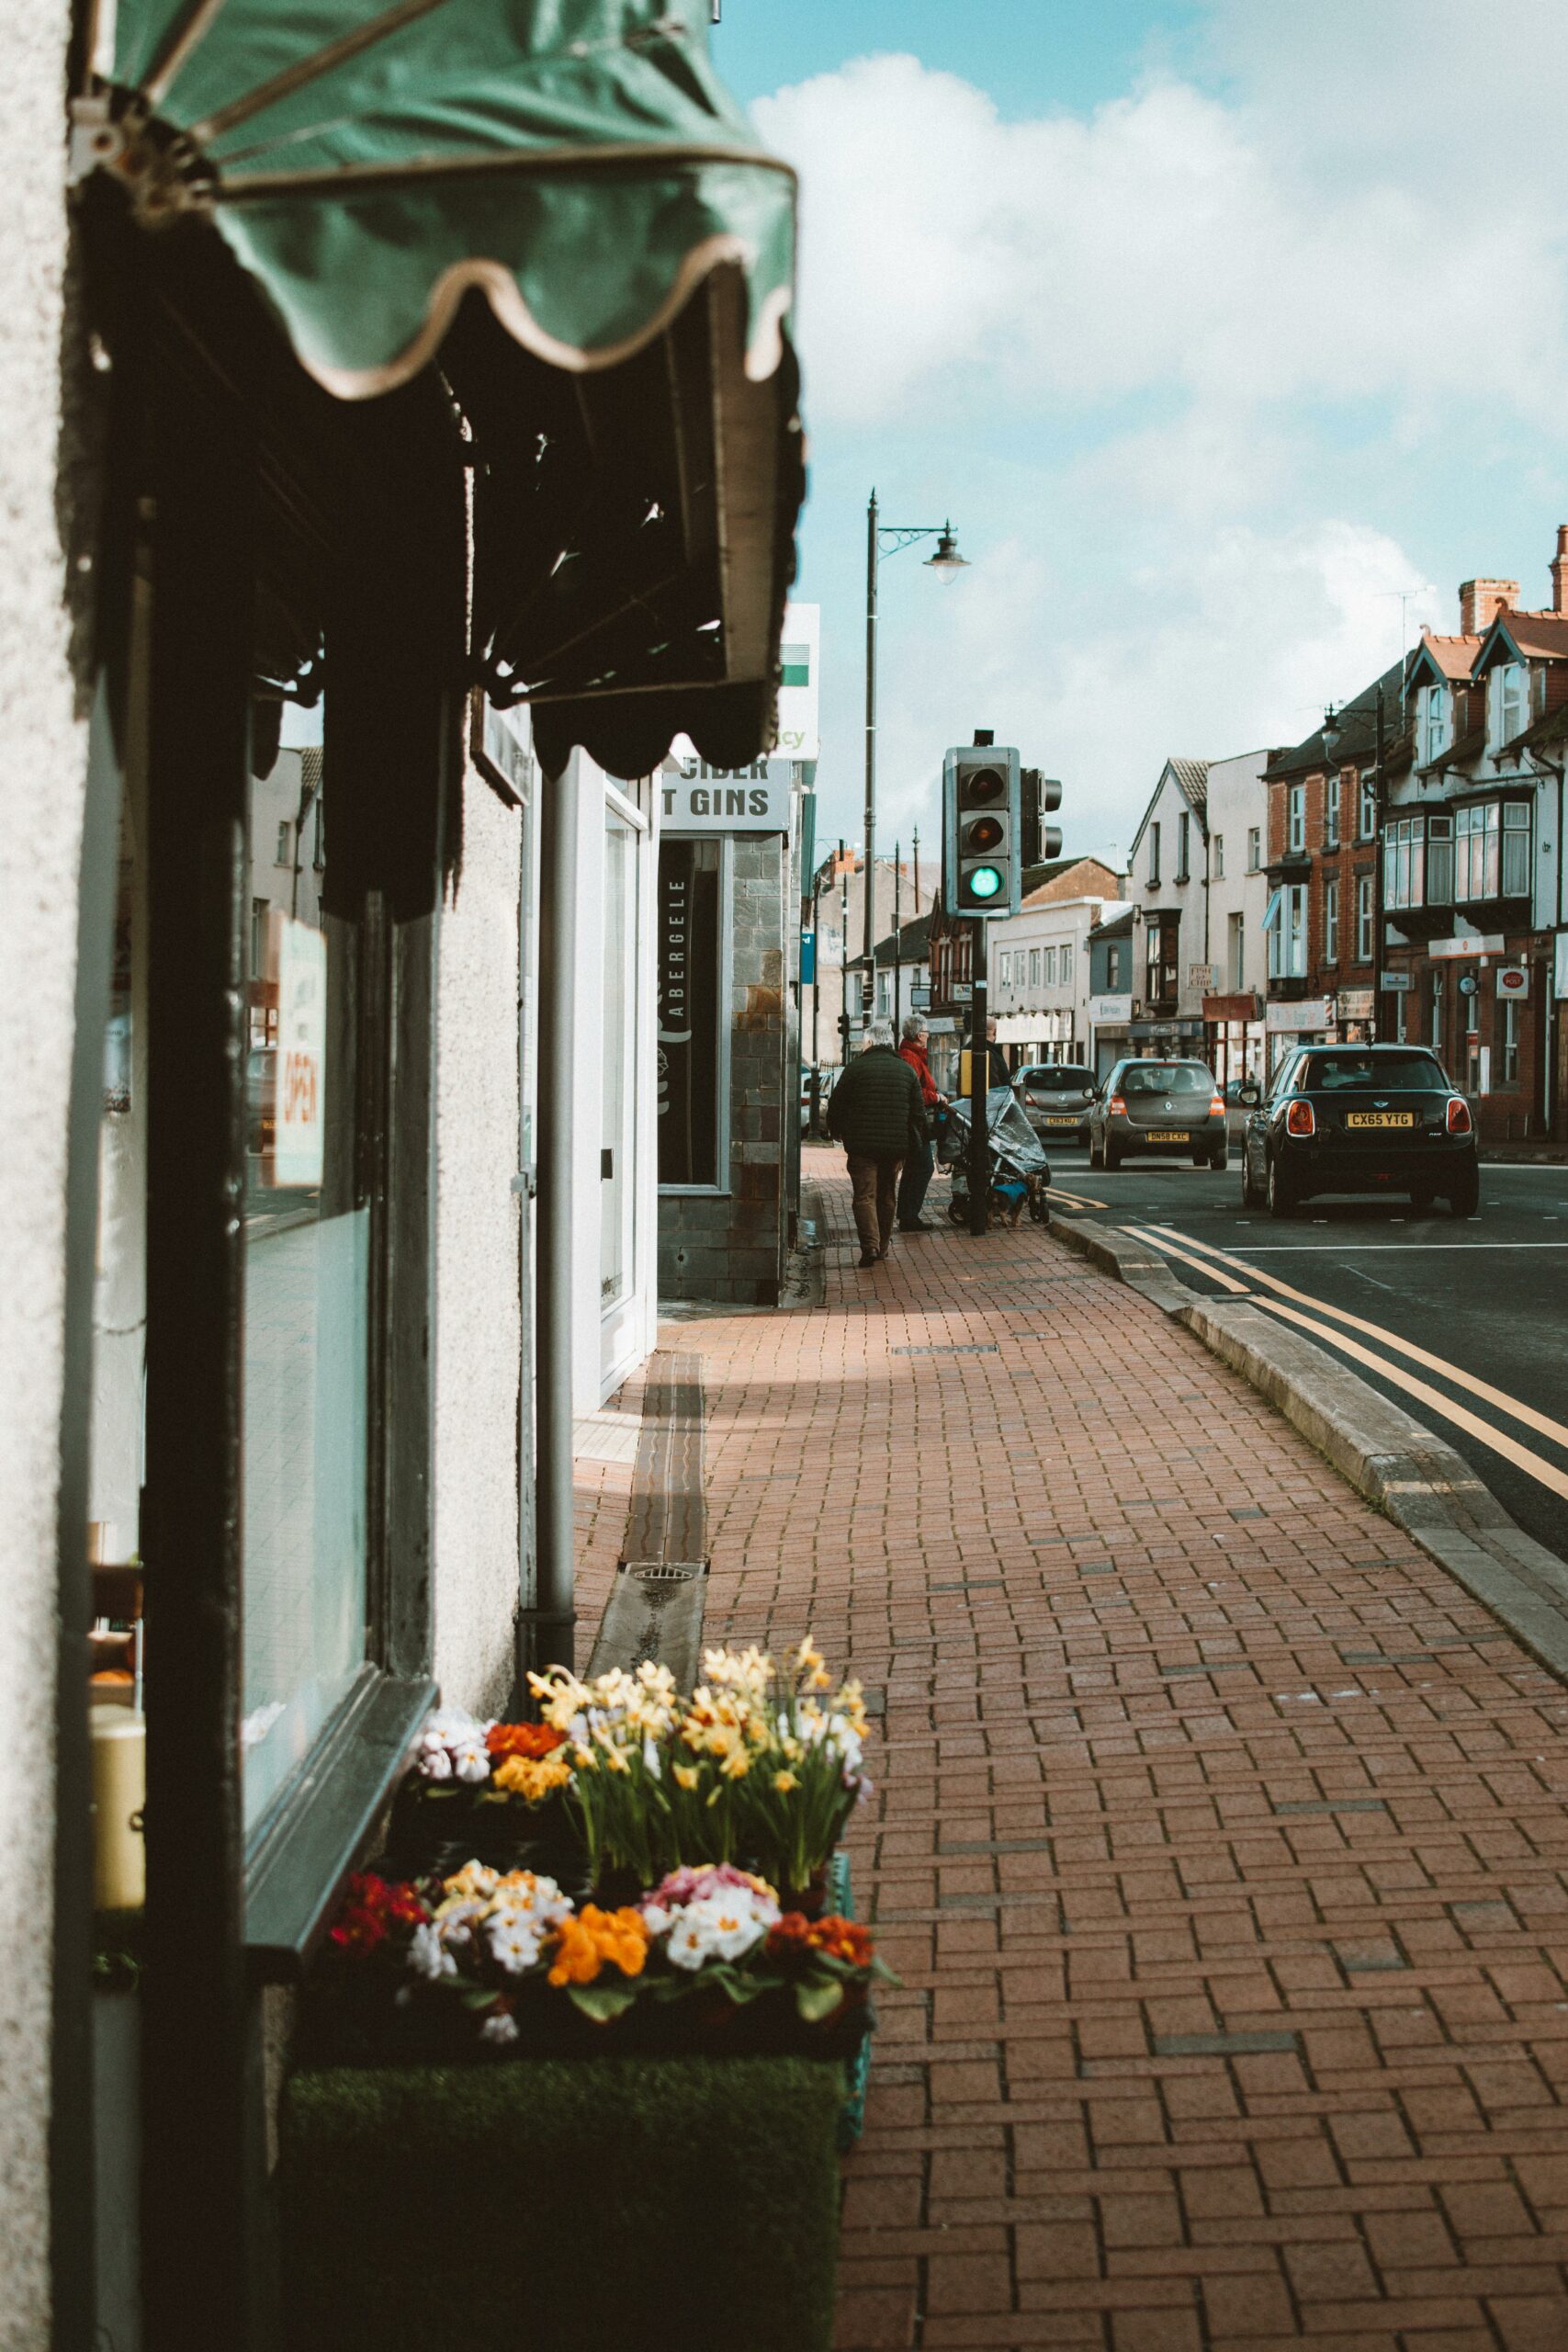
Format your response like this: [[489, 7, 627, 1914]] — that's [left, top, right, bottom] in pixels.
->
[[1551, 526, 1568, 616], [1458, 578, 1519, 636]]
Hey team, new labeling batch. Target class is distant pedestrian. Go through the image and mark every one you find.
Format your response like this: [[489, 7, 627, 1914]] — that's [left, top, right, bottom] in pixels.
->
[[897, 1013, 945, 1232], [983, 1015, 1010, 1089], [827, 1018, 929, 1267]]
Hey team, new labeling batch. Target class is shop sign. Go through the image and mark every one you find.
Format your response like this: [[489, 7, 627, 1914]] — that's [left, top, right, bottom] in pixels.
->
[[1497, 965, 1529, 997], [1201, 992, 1258, 1022], [1428, 932, 1506, 959], [1379, 972, 1411, 992], [774, 601, 819, 760], [1265, 998, 1332, 1032], [1187, 962, 1214, 991], [910, 984, 931, 1009], [273, 914, 326, 1188], [1089, 993, 1133, 1023], [1337, 989, 1375, 1017], [657, 839, 722, 1188], [661, 752, 793, 832]]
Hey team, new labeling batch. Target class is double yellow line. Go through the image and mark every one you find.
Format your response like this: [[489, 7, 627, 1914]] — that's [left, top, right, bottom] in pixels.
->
[[1119, 1221, 1568, 1507]]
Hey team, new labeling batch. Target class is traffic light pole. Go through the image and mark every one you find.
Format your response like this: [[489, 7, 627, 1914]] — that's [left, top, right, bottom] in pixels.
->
[[968, 922, 988, 1236]]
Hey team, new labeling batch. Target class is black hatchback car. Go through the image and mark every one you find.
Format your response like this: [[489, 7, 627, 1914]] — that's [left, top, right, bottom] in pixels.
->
[[1238, 1044, 1479, 1218]]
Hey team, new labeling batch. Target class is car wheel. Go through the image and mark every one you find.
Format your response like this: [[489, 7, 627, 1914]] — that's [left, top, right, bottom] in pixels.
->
[[1408, 1187, 1435, 1216], [1266, 1153, 1296, 1218], [1088, 1130, 1103, 1170], [1448, 1164, 1481, 1219], [1209, 1143, 1227, 1171], [1190, 1149, 1207, 1168], [1104, 1138, 1122, 1172]]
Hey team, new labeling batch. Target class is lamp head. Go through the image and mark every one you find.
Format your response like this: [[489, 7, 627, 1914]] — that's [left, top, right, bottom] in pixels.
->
[[926, 524, 968, 580], [1321, 705, 1344, 763]]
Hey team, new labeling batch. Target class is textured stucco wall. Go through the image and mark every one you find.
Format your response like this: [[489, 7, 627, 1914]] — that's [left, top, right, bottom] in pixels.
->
[[432, 773, 523, 1714], [0, 6, 89, 2339]]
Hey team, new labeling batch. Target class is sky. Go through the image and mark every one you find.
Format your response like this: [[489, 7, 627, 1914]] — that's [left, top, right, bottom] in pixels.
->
[[714, 0, 1568, 874]]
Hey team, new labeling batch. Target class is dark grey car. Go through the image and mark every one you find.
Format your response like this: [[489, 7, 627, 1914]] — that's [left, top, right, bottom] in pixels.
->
[[1016, 1061, 1098, 1144], [1086, 1057, 1227, 1171]]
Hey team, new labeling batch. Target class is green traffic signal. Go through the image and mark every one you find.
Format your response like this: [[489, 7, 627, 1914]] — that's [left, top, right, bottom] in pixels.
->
[[966, 865, 1004, 900]]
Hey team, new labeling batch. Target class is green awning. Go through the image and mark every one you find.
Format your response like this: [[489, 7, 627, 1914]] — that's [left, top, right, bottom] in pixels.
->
[[83, 0, 795, 400]]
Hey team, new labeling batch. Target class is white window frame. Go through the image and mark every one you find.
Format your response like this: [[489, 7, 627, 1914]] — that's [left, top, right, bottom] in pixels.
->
[[1323, 876, 1339, 964], [1355, 875, 1373, 962], [1499, 996, 1521, 1087], [1060, 944, 1072, 986], [1490, 661, 1527, 749], [1422, 683, 1450, 766], [1287, 785, 1305, 854], [1325, 773, 1339, 849], [1213, 834, 1224, 879], [1359, 773, 1376, 841], [1382, 816, 1427, 912], [1148, 821, 1161, 886], [1247, 826, 1261, 873]]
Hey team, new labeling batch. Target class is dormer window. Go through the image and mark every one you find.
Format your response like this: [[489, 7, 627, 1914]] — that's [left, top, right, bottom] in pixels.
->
[[1489, 661, 1527, 749], [1421, 683, 1449, 765]]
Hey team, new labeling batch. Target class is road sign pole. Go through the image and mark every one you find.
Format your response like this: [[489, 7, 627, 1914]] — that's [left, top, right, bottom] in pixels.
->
[[968, 921, 988, 1236]]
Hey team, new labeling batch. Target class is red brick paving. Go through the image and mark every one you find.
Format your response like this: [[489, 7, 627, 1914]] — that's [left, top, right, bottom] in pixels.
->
[[610, 1149, 1568, 2347]]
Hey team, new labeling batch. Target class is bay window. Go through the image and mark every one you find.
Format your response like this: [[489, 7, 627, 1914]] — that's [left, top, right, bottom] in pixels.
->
[[1454, 799, 1531, 901], [1382, 817, 1425, 910]]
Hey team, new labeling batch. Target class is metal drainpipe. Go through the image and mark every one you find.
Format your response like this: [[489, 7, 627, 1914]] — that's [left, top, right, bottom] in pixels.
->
[[524, 755, 579, 1684]]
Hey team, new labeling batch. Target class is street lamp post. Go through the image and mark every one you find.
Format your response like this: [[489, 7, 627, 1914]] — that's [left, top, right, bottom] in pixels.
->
[[863, 493, 967, 988]]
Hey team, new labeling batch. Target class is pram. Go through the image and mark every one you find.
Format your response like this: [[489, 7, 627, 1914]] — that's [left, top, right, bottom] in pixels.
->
[[939, 1088, 1052, 1226]]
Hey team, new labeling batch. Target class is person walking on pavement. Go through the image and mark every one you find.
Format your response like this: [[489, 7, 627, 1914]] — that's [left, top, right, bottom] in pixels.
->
[[897, 1012, 945, 1232], [983, 1015, 1010, 1089], [827, 1018, 929, 1268]]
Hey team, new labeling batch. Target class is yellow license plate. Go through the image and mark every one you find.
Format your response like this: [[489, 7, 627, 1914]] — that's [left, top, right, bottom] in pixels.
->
[[1044, 1115, 1077, 1127], [1345, 1112, 1416, 1129], [1145, 1130, 1189, 1143]]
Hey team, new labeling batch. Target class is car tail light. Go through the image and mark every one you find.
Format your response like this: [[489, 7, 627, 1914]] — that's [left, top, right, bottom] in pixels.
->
[[1447, 1095, 1472, 1135], [1209, 1095, 1224, 1116], [1285, 1099, 1315, 1136], [1109, 1093, 1126, 1116]]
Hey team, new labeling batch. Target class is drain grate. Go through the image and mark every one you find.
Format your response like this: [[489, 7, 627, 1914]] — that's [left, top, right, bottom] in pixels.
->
[[625, 1561, 702, 1586], [892, 1342, 998, 1357]]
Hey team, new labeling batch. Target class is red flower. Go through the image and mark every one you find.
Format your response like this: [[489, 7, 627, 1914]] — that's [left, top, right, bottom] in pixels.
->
[[486, 1722, 568, 1760], [327, 1871, 429, 1960]]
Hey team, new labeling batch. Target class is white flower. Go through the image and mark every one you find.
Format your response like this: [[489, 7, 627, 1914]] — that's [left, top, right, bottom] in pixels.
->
[[642, 1903, 673, 1937], [487, 1915, 547, 1975], [662, 1890, 777, 1970], [417, 1743, 453, 1781], [480, 2008, 519, 2046], [452, 1739, 491, 1784], [641, 1736, 663, 1780], [408, 1923, 457, 1981]]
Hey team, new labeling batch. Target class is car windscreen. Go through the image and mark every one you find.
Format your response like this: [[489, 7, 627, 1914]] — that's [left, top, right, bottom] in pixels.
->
[[1122, 1063, 1213, 1096], [1025, 1068, 1094, 1091], [1303, 1051, 1446, 1091]]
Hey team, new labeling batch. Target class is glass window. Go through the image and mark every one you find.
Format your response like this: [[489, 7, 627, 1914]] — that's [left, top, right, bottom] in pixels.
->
[[1359, 774, 1376, 839], [1267, 884, 1306, 980], [1355, 876, 1373, 962], [1325, 774, 1339, 848], [1430, 970, 1445, 1052], [1503, 802, 1531, 895], [1247, 826, 1261, 871], [1499, 998, 1522, 1086], [1148, 821, 1160, 886], [1122, 1061, 1213, 1095], [1427, 814, 1453, 904], [1106, 943, 1123, 989], [1042, 947, 1055, 985], [1324, 877, 1339, 964], [1490, 661, 1527, 747], [1213, 834, 1225, 879], [1383, 816, 1427, 911], [1288, 786, 1305, 853], [1060, 944, 1073, 986], [1178, 811, 1190, 879], [1423, 684, 1450, 765], [1455, 802, 1500, 901], [1030, 947, 1042, 987], [242, 697, 371, 1829], [1303, 1048, 1445, 1091]]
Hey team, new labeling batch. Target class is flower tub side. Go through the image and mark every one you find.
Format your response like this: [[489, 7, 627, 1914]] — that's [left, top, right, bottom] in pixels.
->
[[279, 2053, 842, 2352]]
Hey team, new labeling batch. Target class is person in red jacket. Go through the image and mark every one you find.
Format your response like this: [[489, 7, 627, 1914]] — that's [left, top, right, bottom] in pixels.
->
[[897, 1013, 946, 1231]]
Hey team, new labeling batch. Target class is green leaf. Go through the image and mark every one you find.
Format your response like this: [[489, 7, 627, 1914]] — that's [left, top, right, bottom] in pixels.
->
[[567, 1979, 639, 2023], [795, 1977, 845, 2024]]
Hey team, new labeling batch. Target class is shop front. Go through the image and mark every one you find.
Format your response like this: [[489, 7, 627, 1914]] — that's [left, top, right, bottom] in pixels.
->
[[28, 4, 804, 2341], [1201, 991, 1264, 1091]]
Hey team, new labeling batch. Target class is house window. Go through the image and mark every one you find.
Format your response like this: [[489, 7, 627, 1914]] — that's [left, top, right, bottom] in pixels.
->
[[1146, 914, 1179, 1002], [1427, 813, 1454, 904], [1356, 875, 1373, 962], [1265, 885, 1306, 980], [1177, 811, 1190, 880], [1060, 944, 1072, 986], [1489, 661, 1528, 748], [1228, 911, 1244, 990], [1359, 773, 1376, 840], [1213, 834, 1224, 879], [1247, 826, 1261, 872], [1041, 947, 1055, 985], [276, 820, 291, 865], [1382, 817, 1427, 911], [1148, 821, 1161, 885], [1325, 773, 1339, 849], [1422, 683, 1450, 765], [1030, 947, 1042, 987], [1455, 800, 1530, 900], [1499, 997, 1522, 1086], [1324, 877, 1339, 964], [998, 951, 1010, 987], [1106, 943, 1124, 990], [1287, 785, 1305, 853]]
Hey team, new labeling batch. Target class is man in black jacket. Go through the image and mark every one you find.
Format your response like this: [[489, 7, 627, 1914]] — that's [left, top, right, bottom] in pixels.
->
[[827, 1019, 929, 1267]]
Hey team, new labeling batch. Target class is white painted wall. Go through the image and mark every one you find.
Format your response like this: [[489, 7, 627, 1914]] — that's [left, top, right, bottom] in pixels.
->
[[0, 2, 90, 2331], [1203, 752, 1272, 998]]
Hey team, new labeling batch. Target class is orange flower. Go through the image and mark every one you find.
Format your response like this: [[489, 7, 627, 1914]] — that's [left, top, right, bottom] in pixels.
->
[[487, 1721, 567, 1760], [547, 1905, 649, 1987], [808, 1915, 874, 1968], [492, 1752, 572, 1802]]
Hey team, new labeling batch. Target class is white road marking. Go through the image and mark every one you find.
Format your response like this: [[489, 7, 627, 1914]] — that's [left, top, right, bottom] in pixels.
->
[[1130, 1224, 1568, 1455]]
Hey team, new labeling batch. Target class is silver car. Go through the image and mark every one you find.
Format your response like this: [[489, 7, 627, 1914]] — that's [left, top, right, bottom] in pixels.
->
[[1015, 1062, 1098, 1145], [1086, 1057, 1227, 1171]]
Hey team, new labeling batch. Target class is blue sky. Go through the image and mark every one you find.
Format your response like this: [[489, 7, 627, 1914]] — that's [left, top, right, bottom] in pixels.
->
[[713, 1, 1568, 869]]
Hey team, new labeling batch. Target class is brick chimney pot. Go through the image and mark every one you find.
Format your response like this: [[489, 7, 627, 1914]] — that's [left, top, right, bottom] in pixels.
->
[[1459, 577, 1521, 635], [1551, 526, 1568, 616]]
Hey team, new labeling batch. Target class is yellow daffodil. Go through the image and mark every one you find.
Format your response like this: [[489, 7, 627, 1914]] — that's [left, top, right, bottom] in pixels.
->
[[672, 1763, 699, 1791], [773, 1770, 798, 1793]]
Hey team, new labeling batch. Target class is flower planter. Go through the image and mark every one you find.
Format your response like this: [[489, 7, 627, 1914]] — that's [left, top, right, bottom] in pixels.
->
[[280, 2055, 843, 2352]]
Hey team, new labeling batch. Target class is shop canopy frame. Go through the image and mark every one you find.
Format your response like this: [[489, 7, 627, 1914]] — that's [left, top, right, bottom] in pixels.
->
[[76, 0, 803, 777]]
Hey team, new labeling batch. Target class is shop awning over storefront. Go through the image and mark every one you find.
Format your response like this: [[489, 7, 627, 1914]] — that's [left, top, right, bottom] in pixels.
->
[[81, 0, 803, 776]]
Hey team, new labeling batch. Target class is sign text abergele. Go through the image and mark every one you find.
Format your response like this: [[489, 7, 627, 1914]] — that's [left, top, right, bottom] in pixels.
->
[[657, 838, 722, 1187]]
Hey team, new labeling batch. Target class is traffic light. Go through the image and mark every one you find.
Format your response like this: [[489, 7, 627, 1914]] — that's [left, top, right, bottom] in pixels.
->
[[943, 740, 1021, 917], [1021, 770, 1064, 868]]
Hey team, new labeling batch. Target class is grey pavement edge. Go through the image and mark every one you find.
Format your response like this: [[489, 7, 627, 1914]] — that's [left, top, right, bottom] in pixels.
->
[[1049, 1210, 1568, 1687]]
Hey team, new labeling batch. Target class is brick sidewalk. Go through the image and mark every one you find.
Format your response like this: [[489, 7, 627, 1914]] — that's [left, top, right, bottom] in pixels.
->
[[649, 1148, 1568, 2351]]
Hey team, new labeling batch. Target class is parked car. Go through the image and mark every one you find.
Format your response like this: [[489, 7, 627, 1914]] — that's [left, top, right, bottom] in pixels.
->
[[1237, 1043, 1479, 1218], [1015, 1061, 1098, 1144], [800, 1065, 837, 1136], [1086, 1058, 1227, 1171]]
